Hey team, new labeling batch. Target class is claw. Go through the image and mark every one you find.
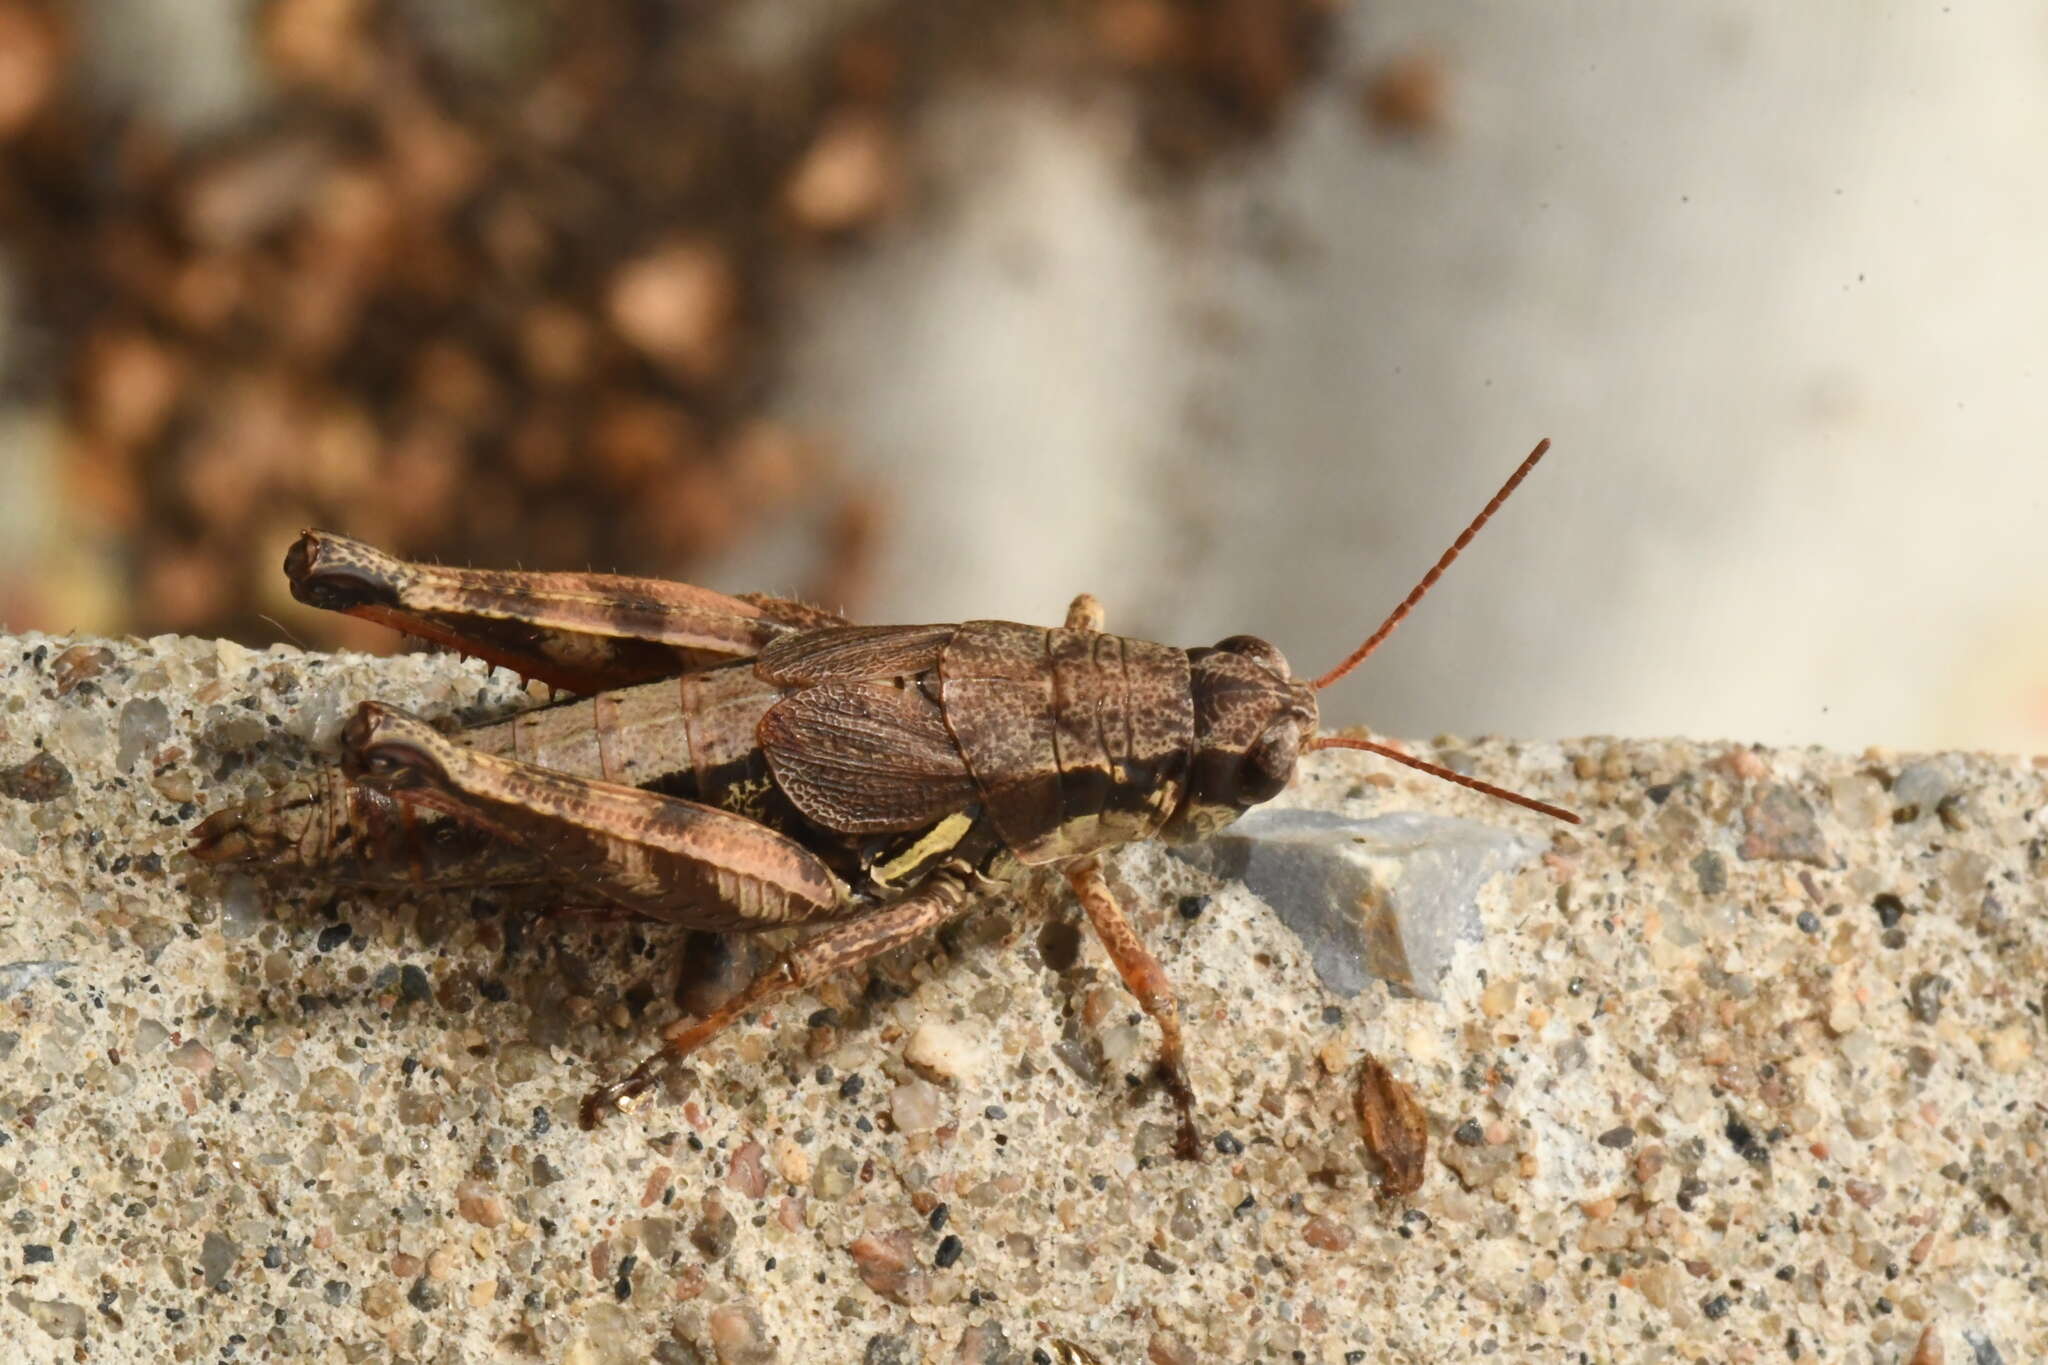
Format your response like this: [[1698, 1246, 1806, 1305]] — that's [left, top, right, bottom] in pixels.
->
[[578, 1076, 651, 1130]]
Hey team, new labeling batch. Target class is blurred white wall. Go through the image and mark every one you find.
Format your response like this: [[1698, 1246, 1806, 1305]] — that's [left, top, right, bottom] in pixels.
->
[[778, 3, 2048, 754]]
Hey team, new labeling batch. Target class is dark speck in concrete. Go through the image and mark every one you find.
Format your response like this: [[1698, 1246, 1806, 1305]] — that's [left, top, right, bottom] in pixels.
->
[[0, 753, 71, 802]]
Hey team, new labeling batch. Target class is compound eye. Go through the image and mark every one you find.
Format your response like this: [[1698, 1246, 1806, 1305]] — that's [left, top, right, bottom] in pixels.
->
[[1213, 635, 1290, 676], [1238, 719, 1301, 805]]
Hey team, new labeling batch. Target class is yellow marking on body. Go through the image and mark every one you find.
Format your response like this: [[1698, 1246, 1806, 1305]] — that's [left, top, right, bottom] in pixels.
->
[[871, 812, 974, 889], [720, 773, 774, 821]]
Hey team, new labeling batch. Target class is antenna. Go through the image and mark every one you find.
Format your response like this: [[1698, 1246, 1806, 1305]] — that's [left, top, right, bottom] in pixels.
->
[[1311, 438, 1551, 692], [1309, 735, 1579, 823]]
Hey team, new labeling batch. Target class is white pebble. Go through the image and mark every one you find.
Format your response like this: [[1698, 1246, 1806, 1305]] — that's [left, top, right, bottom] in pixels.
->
[[888, 1079, 948, 1133], [904, 1020, 984, 1084]]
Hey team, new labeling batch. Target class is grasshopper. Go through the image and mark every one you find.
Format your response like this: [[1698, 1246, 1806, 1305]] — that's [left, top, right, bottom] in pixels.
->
[[192, 441, 1574, 1158]]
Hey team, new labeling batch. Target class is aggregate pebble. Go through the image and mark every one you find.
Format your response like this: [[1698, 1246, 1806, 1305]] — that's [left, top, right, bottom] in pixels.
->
[[903, 1018, 985, 1083], [0, 752, 70, 802], [0, 634, 2040, 1362]]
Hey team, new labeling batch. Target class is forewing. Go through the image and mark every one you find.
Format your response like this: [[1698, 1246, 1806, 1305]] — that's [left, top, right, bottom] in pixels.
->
[[758, 681, 978, 833], [735, 593, 849, 630], [755, 625, 956, 685]]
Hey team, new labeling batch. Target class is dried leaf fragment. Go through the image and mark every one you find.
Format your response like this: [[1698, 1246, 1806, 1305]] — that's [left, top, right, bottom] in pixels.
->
[[1355, 1053, 1428, 1198]]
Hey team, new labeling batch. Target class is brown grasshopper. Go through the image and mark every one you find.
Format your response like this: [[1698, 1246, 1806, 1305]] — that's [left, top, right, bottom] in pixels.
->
[[192, 441, 1575, 1159]]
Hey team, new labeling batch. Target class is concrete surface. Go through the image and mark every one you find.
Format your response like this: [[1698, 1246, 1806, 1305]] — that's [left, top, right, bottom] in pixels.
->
[[2, 632, 2043, 1362]]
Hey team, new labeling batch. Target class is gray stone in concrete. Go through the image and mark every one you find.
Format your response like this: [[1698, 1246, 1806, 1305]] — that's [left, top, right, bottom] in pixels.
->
[[1173, 807, 1538, 1000]]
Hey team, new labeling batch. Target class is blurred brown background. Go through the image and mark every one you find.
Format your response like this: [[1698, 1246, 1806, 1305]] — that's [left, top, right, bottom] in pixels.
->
[[0, 0, 1332, 648]]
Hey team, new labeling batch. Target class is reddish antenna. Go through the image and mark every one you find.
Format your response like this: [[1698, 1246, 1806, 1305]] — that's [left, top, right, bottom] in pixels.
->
[[1307, 437, 1576, 823], [1308, 735, 1580, 823], [1311, 438, 1551, 692]]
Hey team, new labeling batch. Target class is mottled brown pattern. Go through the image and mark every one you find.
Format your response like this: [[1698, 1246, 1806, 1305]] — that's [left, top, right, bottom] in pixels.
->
[[1160, 644, 1320, 843], [286, 530, 829, 692], [940, 621, 1065, 857], [732, 595, 853, 632], [1047, 629, 1115, 848], [1108, 635, 1196, 838], [482, 679, 696, 794], [755, 623, 956, 685], [671, 666, 776, 770], [202, 552, 1323, 1155], [188, 761, 561, 888], [759, 680, 976, 833], [344, 704, 847, 931], [941, 621, 1193, 863]]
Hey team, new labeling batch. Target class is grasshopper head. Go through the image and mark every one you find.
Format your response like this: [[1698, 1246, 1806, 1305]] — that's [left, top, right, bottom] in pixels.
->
[[1163, 635, 1320, 841]]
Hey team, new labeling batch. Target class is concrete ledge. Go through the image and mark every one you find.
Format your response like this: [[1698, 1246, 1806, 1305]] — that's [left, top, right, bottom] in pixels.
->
[[1, 633, 2041, 1362]]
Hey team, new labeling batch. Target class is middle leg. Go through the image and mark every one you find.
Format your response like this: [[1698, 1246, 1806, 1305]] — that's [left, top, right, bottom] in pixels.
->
[[1065, 857, 1201, 1160], [580, 871, 978, 1127]]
